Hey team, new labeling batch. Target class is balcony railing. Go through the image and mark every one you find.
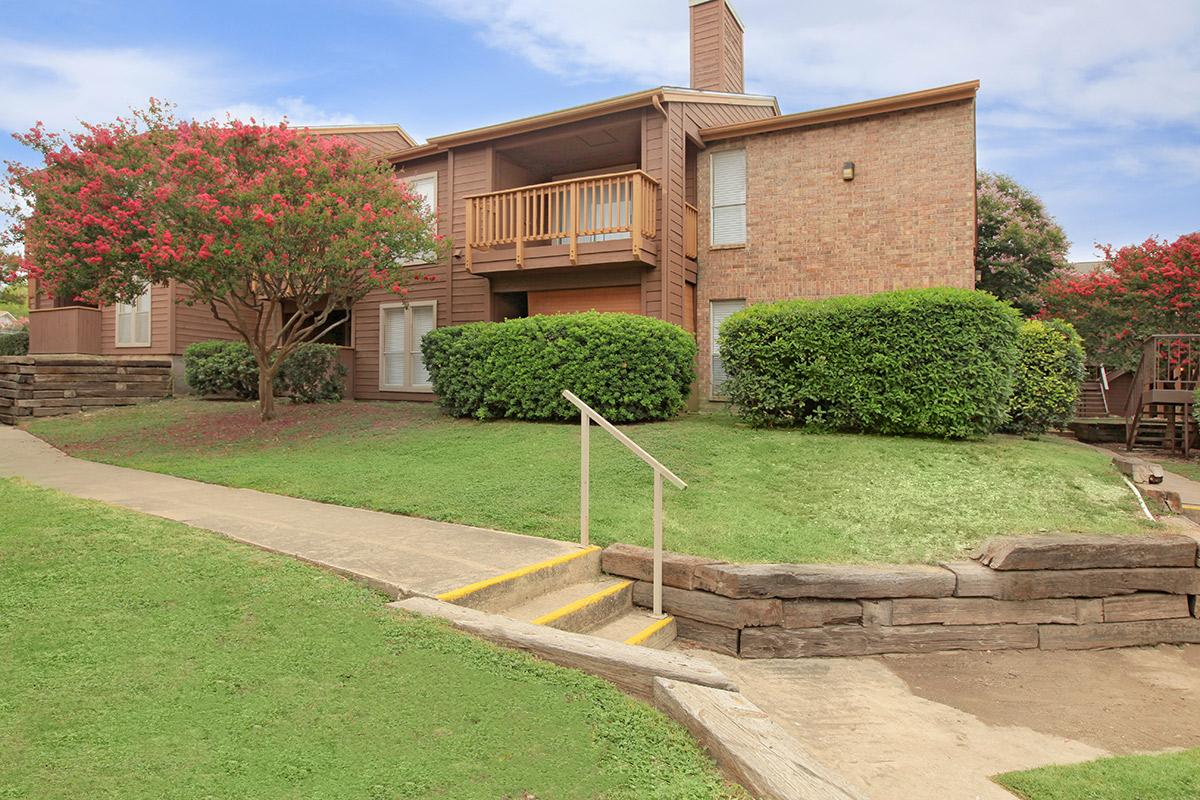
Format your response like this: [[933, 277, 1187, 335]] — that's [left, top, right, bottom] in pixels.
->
[[684, 202, 699, 260], [465, 170, 659, 271], [27, 306, 102, 355]]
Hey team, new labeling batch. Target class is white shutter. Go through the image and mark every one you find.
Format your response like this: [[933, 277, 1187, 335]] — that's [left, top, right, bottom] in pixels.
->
[[711, 149, 746, 246], [411, 304, 435, 385], [710, 299, 746, 398], [382, 306, 407, 388]]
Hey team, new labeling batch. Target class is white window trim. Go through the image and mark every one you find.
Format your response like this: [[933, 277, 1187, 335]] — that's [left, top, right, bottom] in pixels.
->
[[710, 149, 747, 248], [709, 298, 747, 401], [378, 299, 437, 393], [400, 171, 438, 266], [114, 287, 152, 348]]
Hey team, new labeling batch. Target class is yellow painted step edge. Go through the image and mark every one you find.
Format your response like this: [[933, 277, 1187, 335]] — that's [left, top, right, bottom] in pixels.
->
[[531, 579, 633, 627], [1183, 503, 1200, 511], [624, 615, 675, 646], [436, 545, 600, 603]]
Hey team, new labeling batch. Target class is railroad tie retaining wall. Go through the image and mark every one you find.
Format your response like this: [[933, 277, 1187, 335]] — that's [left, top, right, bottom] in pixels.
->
[[0, 356, 172, 425], [601, 533, 1200, 658]]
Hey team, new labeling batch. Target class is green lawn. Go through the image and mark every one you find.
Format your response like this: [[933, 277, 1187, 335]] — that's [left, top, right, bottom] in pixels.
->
[[26, 399, 1153, 564], [996, 749, 1200, 800], [1163, 458, 1200, 484], [0, 477, 738, 800]]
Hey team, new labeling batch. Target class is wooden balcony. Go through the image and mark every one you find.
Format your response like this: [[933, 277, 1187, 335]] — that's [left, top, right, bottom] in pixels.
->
[[27, 306, 102, 355], [465, 170, 659, 274]]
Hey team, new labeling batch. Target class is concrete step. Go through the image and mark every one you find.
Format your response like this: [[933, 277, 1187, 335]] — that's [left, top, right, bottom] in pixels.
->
[[435, 545, 602, 613], [503, 576, 633, 633], [590, 607, 678, 649]]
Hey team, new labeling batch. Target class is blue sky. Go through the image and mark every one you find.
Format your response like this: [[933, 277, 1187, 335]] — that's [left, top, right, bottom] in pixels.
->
[[2, 0, 1197, 261]]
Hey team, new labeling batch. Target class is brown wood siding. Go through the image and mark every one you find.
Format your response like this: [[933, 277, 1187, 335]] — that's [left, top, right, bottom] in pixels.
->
[[98, 283, 174, 356], [450, 144, 493, 323], [640, 109, 666, 320], [689, 0, 743, 93], [527, 285, 642, 316], [173, 284, 241, 353], [353, 153, 454, 402]]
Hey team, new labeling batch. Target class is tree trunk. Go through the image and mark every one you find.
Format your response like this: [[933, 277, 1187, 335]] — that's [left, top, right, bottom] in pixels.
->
[[258, 366, 277, 421]]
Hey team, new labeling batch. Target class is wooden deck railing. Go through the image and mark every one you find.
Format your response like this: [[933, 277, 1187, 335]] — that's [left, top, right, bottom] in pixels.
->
[[465, 170, 659, 270], [684, 203, 699, 260], [1125, 334, 1200, 454]]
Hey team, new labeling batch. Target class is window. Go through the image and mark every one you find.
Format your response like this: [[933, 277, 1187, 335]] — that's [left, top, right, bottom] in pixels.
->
[[710, 149, 746, 246], [115, 286, 151, 347], [710, 298, 746, 399], [401, 172, 438, 264], [379, 301, 436, 391]]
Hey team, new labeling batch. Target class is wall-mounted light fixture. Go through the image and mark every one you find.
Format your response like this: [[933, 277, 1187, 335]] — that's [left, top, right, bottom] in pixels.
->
[[842, 161, 855, 181]]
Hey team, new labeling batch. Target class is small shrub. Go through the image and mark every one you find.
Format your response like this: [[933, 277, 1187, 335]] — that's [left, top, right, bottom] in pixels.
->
[[423, 312, 697, 422], [185, 341, 344, 403], [1003, 319, 1085, 436], [719, 287, 1022, 438], [184, 341, 260, 399], [278, 343, 345, 403], [0, 328, 29, 356]]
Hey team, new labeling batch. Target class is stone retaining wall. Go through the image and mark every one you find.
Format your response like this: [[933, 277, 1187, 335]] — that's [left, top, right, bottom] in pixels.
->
[[601, 533, 1200, 658], [0, 355, 172, 425]]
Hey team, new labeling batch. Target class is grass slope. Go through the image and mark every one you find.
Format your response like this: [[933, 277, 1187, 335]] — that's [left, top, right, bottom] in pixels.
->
[[996, 748, 1200, 800], [0, 478, 738, 800], [27, 400, 1151, 564]]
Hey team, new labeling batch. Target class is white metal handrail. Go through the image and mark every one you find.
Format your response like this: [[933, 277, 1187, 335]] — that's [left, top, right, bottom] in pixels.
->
[[562, 390, 686, 618]]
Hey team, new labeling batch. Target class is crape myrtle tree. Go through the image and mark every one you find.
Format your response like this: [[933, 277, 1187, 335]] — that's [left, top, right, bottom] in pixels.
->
[[976, 171, 1070, 315], [1040, 232, 1200, 370], [2, 101, 442, 420]]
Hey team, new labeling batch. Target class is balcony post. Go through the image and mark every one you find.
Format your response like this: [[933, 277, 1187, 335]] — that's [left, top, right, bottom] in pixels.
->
[[569, 182, 579, 265], [631, 174, 643, 259], [515, 192, 525, 268], [465, 199, 474, 273]]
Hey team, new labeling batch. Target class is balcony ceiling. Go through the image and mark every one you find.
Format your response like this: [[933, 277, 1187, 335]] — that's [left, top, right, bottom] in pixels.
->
[[497, 118, 642, 178]]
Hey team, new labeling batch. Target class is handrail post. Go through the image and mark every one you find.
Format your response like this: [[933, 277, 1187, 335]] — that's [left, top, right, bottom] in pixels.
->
[[515, 192, 525, 268], [465, 199, 474, 273], [580, 412, 590, 546], [631, 174, 643, 259], [652, 471, 664, 618]]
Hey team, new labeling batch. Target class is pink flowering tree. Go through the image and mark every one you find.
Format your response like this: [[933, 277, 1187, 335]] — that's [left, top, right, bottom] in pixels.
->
[[3, 101, 442, 420], [1040, 232, 1200, 370], [976, 171, 1070, 315]]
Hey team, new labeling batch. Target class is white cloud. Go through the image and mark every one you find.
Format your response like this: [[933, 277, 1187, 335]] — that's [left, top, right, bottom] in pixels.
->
[[425, 0, 1200, 128], [0, 40, 358, 136]]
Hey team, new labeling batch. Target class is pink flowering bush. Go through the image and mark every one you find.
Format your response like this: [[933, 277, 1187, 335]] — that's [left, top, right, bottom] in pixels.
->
[[1040, 233, 1200, 370], [976, 171, 1070, 315], [2, 100, 443, 419]]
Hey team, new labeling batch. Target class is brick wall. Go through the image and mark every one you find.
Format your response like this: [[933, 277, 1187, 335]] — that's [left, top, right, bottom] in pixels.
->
[[695, 99, 976, 398]]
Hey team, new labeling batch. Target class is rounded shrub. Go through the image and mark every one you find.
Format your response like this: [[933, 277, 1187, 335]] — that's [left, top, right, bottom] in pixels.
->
[[1003, 319, 1085, 436], [0, 328, 29, 356], [719, 287, 1022, 438], [422, 311, 697, 422], [184, 340, 345, 403], [184, 341, 259, 398]]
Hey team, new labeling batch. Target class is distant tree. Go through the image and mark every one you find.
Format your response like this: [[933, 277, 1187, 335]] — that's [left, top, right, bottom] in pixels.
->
[[1039, 232, 1200, 370], [3, 101, 442, 420], [976, 171, 1070, 315]]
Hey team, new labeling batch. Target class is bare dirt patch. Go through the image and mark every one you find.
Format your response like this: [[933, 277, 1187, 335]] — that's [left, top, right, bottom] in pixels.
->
[[883, 644, 1200, 753]]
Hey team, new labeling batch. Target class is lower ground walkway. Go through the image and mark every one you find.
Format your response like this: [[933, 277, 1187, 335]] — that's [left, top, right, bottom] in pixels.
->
[[0, 426, 585, 599]]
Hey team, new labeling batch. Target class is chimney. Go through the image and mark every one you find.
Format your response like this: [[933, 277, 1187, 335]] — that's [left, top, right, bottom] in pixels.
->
[[689, 0, 745, 94]]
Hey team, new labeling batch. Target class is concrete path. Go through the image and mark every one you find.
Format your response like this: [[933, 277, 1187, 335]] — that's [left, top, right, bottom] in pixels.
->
[[1160, 466, 1200, 521], [0, 426, 584, 598]]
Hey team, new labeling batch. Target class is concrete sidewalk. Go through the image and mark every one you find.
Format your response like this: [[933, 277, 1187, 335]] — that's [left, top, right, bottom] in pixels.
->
[[1160, 466, 1200, 521], [0, 426, 585, 598]]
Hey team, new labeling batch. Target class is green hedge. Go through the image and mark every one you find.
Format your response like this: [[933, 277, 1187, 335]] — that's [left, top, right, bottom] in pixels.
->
[[719, 288, 1022, 438], [1003, 319, 1085, 436], [184, 341, 345, 403], [0, 329, 29, 356], [422, 312, 697, 422]]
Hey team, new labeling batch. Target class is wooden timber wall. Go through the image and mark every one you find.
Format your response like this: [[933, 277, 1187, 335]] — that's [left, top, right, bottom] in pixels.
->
[[602, 533, 1200, 657], [0, 356, 172, 425]]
